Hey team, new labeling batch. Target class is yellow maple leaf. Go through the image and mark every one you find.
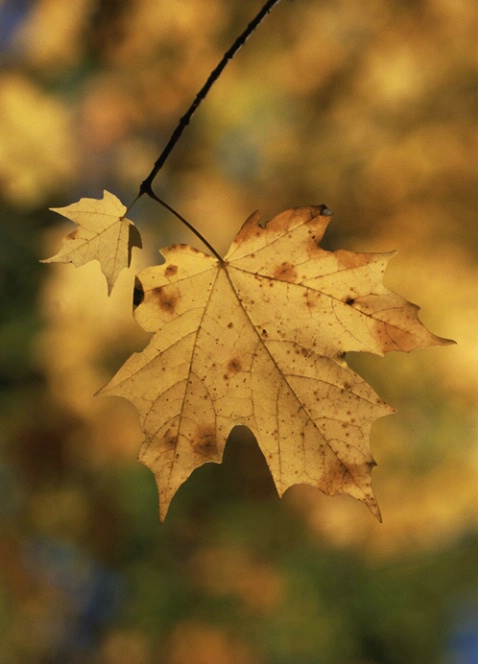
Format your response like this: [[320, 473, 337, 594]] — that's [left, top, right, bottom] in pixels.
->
[[42, 191, 142, 294], [99, 205, 453, 521]]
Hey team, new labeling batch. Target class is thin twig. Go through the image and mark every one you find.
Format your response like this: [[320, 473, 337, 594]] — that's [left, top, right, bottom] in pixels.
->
[[146, 189, 224, 263], [140, 0, 282, 197], [125, 192, 141, 215]]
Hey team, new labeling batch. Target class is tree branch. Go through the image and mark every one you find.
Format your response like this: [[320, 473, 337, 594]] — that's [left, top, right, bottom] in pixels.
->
[[139, 0, 282, 197]]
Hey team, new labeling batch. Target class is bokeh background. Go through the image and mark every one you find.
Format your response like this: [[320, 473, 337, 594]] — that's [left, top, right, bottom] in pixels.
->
[[1, 0, 477, 662]]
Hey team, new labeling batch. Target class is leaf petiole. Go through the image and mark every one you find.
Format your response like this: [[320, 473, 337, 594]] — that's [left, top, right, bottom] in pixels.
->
[[145, 187, 224, 263]]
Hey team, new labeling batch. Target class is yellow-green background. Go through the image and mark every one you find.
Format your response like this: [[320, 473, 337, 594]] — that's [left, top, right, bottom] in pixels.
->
[[1, 0, 477, 662]]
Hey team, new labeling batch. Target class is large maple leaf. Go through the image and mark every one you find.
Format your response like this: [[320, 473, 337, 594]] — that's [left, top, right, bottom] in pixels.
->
[[42, 191, 142, 294], [99, 205, 452, 520]]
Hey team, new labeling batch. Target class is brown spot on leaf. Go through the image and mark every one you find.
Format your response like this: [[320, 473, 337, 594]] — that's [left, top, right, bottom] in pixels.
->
[[193, 425, 217, 456], [345, 297, 355, 305], [163, 428, 177, 450], [227, 358, 242, 375], [273, 262, 297, 282], [304, 290, 318, 310], [67, 230, 78, 240], [164, 264, 178, 277], [152, 286, 179, 314], [307, 233, 325, 253]]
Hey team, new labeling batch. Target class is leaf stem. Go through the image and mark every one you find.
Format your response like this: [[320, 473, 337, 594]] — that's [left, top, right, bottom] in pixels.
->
[[146, 190, 224, 263], [139, 0, 282, 196]]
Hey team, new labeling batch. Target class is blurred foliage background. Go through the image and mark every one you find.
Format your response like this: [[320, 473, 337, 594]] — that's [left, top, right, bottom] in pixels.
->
[[1, 0, 477, 662]]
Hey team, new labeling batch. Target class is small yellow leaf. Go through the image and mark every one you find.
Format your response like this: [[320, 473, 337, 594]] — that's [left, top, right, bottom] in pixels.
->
[[42, 190, 142, 294], [99, 206, 453, 521]]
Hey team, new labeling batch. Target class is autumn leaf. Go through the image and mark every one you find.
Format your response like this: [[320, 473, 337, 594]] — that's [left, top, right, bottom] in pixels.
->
[[42, 191, 142, 294], [99, 205, 453, 521]]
